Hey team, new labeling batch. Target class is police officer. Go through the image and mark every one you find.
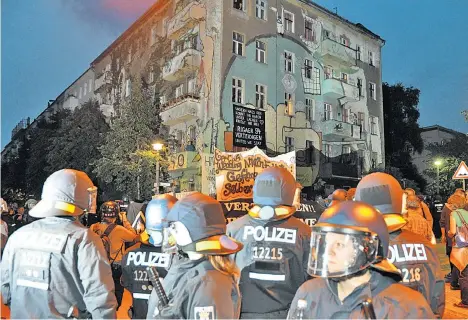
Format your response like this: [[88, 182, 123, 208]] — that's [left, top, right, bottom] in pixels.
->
[[147, 192, 243, 319], [355, 172, 445, 317], [90, 201, 140, 309], [287, 201, 435, 319], [227, 167, 311, 319], [1, 169, 117, 318], [121, 194, 177, 319]]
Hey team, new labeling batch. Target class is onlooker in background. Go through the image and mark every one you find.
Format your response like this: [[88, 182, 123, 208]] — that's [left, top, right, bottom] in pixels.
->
[[405, 188, 433, 228], [447, 194, 468, 308], [404, 195, 436, 244]]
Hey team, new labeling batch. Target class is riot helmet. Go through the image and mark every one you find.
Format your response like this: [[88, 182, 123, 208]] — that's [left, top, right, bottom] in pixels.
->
[[329, 189, 347, 207], [145, 194, 178, 247], [308, 201, 399, 279], [354, 172, 407, 232], [100, 201, 120, 220], [248, 167, 296, 220]]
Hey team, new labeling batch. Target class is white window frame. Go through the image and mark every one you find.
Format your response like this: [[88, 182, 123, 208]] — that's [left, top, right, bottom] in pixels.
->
[[369, 82, 376, 100], [304, 59, 313, 79], [233, 0, 246, 11], [304, 19, 315, 41], [305, 98, 315, 121], [358, 112, 366, 131], [128, 48, 132, 64], [356, 45, 362, 60], [232, 31, 245, 56], [369, 51, 375, 66], [285, 136, 295, 152], [343, 108, 351, 123], [340, 36, 349, 47], [323, 143, 332, 158], [125, 79, 131, 97], [149, 66, 155, 83], [188, 78, 196, 93], [343, 145, 351, 154], [161, 18, 168, 36], [357, 78, 363, 97], [175, 84, 184, 98], [84, 83, 87, 95], [256, 40, 267, 63], [284, 51, 294, 73], [324, 66, 333, 79], [341, 72, 348, 83], [189, 126, 196, 142], [370, 116, 378, 135], [79, 87, 82, 99], [256, 0, 267, 20], [283, 10, 294, 33], [324, 103, 332, 121], [255, 84, 267, 109], [313, 67, 321, 95], [232, 77, 245, 104], [160, 95, 167, 105], [284, 92, 295, 115]]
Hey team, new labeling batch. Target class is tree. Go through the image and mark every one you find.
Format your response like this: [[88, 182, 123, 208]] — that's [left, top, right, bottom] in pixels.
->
[[94, 77, 166, 200], [424, 134, 468, 198], [383, 83, 427, 190], [25, 109, 71, 197], [463, 110, 468, 122]]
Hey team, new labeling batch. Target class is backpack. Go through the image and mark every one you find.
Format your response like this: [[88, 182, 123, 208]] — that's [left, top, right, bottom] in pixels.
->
[[99, 224, 118, 262]]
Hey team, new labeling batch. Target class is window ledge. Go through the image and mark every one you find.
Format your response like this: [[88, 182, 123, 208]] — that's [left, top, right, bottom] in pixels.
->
[[254, 60, 267, 65], [231, 8, 249, 20]]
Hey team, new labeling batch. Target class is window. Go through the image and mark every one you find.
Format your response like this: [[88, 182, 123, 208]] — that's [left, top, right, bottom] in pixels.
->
[[284, 10, 294, 33], [284, 51, 294, 73], [341, 72, 348, 83], [255, 84, 266, 109], [323, 143, 332, 159], [89, 79, 93, 92], [125, 79, 131, 97], [343, 108, 351, 123], [79, 87, 82, 99], [151, 26, 157, 45], [305, 19, 315, 41], [304, 59, 313, 79], [356, 45, 362, 60], [175, 84, 184, 98], [370, 116, 378, 135], [162, 18, 168, 36], [284, 92, 294, 105], [256, 40, 266, 63], [74, 91, 77, 98], [358, 112, 366, 130], [306, 140, 315, 164], [285, 137, 295, 152], [357, 78, 363, 96], [232, 32, 244, 56], [188, 79, 196, 93], [369, 51, 375, 66], [84, 83, 87, 95], [305, 98, 315, 121], [232, 77, 244, 104], [340, 36, 349, 47], [149, 66, 155, 83], [323, 29, 330, 39], [285, 92, 295, 115], [160, 95, 166, 105], [343, 145, 351, 154], [369, 82, 376, 100], [256, 0, 267, 20], [189, 126, 196, 143], [128, 48, 132, 64], [233, 0, 245, 11], [117, 58, 120, 70], [323, 103, 332, 121], [324, 66, 332, 79], [313, 68, 320, 95]]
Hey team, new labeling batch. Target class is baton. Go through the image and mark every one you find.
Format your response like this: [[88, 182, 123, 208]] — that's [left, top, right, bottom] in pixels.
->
[[362, 298, 376, 319], [147, 266, 169, 311]]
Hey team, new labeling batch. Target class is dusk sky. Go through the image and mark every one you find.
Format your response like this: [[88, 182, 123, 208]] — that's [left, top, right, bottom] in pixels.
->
[[2, 0, 467, 148]]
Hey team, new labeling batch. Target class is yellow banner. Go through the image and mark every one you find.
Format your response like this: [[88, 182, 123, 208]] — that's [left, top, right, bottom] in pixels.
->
[[215, 147, 295, 202]]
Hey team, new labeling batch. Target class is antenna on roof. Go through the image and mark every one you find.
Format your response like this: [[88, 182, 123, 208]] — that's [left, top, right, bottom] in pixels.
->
[[333, 7, 338, 15]]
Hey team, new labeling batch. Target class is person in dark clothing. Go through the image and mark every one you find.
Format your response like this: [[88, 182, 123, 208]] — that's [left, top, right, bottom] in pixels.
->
[[287, 201, 434, 319]]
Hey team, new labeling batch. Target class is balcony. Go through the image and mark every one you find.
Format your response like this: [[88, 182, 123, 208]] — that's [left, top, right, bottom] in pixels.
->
[[168, 150, 200, 171], [94, 71, 112, 92], [322, 119, 362, 141], [167, 1, 199, 39], [322, 78, 359, 103], [160, 94, 201, 126], [162, 49, 201, 82], [99, 103, 114, 119], [320, 38, 356, 67]]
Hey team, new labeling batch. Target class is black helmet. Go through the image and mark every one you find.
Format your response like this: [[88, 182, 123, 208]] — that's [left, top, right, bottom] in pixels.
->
[[308, 201, 399, 278], [100, 201, 120, 219]]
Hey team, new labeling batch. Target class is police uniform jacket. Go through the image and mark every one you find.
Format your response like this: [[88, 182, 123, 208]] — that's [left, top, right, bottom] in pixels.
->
[[146, 256, 241, 319], [227, 215, 311, 317], [1, 216, 117, 319], [389, 229, 445, 317], [121, 243, 169, 319], [288, 269, 435, 319]]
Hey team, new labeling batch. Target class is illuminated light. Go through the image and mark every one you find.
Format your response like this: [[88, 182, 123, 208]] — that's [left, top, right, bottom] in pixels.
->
[[434, 159, 442, 166], [196, 240, 221, 251], [153, 142, 164, 151]]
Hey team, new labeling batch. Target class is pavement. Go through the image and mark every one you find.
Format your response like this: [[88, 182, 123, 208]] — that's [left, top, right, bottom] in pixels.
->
[[1, 243, 468, 319]]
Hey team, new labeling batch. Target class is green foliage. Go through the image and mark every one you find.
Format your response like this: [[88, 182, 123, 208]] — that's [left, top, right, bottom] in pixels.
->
[[93, 77, 165, 200], [424, 134, 468, 198]]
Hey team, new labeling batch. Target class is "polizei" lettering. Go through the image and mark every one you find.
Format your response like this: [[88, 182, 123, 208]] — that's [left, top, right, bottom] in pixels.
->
[[127, 251, 170, 268], [387, 244, 427, 263], [242, 226, 297, 244]]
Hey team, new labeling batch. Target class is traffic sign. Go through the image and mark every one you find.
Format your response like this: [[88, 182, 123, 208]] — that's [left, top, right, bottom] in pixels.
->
[[453, 161, 468, 180]]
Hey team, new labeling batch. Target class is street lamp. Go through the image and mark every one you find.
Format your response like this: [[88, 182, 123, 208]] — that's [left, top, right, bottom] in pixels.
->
[[434, 159, 443, 195], [152, 141, 164, 195]]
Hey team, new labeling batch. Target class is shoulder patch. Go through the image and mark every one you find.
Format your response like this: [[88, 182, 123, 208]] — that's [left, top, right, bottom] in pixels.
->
[[194, 306, 214, 320]]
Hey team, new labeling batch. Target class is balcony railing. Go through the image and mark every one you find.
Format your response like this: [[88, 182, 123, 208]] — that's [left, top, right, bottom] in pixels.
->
[[320, 38, 356, 67], [162, 48, 201, 82], [94, 71, 112, 92], [322, 119, 362, 141], [322, 78, 359, 103], [160, 94, 201, 126]]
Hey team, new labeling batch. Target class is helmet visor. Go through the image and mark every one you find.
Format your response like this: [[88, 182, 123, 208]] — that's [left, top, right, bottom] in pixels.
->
[[308, 227, 380, 278]]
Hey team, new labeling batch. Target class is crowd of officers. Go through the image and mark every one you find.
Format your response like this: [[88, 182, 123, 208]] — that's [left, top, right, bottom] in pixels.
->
[[1, 167, 466, 319]]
